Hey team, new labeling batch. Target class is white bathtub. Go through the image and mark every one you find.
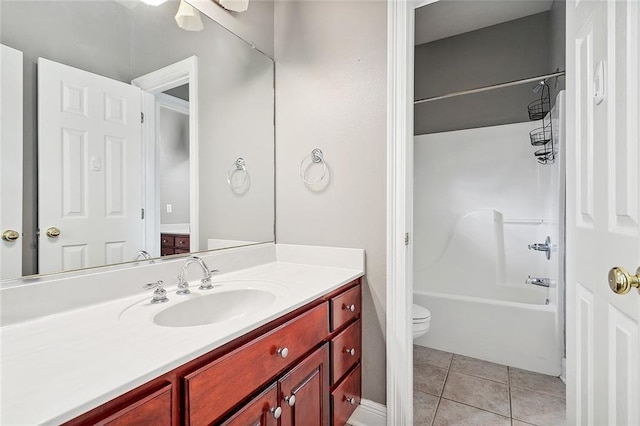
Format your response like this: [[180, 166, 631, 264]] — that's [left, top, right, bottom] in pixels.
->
[[414, 289, 562, 375]]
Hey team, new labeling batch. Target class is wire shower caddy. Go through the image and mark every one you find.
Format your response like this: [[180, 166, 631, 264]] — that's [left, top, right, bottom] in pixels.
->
[[527, 81, 554, 164]]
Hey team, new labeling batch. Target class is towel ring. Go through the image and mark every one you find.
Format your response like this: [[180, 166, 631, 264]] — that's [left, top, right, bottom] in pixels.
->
[[227, 157, 249, 191], [299, 148, 327, 185]]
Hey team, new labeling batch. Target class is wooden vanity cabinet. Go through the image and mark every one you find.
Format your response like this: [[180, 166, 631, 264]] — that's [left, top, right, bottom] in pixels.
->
[[327, 282, 362, 424], [220, 383, 279, 426], [183, 303, 329, 425], [64, 382, 173, 426], [161, 233, 190, 256], [278, 344, 330, 426], [64, 279, 362, 426]]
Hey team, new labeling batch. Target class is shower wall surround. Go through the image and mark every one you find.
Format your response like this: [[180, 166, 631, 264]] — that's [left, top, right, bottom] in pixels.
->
[[414, 121, 551, 286], [412, 94, 565, 374]]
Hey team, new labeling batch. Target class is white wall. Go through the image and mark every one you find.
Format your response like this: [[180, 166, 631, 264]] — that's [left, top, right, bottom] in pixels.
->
[[274, 0, 387, 404], [414, 122, 555, 291]]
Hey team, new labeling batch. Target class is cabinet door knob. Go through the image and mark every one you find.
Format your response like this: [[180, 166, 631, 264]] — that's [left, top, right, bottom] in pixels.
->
[[344, 396, 357, 406], [276, 347, 289, 359], [344, 348, 356, 356], [270, 406, 282, 419], [343, 304, 356, 312], [284, 394, 296, 406]]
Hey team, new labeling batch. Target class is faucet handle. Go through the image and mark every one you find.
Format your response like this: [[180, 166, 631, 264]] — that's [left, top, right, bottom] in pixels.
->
[[143, 280, 169, 304], [199, 269, 220, 290]]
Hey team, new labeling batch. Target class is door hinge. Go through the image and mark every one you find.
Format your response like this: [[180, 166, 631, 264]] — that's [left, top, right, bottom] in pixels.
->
[[404, 233, 410, 246], [141, 112, 144, 124], [141, 208, 145, 219]]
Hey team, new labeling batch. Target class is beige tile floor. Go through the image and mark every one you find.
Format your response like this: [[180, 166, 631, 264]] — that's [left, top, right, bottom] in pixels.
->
[[414, 345, 566, 426]]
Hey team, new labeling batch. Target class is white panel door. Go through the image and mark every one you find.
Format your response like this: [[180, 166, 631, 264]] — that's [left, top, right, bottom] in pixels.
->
[[38, 58, 143, 274], [0, 45, 23, 279], [566, 1, 640, 425]]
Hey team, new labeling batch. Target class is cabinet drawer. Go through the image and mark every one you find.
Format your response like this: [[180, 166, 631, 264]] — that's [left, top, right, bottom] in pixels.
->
[[184, 302, 329, 425], [175, 235, 190, 248], [95, 384, 172, 426], [330, 319, 361, 385], [330, 285, 361, 331], [161, 235, 174, 247], [221, 383, 278, 426], [331, 364, 361, 426]]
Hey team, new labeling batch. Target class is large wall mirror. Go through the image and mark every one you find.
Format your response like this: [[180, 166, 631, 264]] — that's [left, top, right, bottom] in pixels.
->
[[0, 0, 275, 282]]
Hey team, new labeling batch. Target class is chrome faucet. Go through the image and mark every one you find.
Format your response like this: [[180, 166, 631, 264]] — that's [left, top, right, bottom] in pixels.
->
[[176, 256, 220, 294], [134, 250, 154, 262], [528, 236, 551, 260], [143, 280, 168, 303], [526, 276, 550, 287]]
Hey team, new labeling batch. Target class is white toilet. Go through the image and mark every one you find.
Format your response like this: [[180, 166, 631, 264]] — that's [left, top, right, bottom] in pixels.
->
[[412, 304, 431, 340]]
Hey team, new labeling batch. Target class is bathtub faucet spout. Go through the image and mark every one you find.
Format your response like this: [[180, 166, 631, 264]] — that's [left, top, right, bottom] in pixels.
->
[[526, 276, 550, 287]]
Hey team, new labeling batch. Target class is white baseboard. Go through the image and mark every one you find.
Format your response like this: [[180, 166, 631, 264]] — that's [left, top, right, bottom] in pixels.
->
[[347, 399, 387, 426]]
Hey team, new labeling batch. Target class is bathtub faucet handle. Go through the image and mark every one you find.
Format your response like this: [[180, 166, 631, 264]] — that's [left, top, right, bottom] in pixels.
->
[[527, 236, 551, 260]]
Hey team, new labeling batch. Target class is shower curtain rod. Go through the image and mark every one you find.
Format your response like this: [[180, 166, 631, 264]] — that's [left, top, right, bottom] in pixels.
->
[[414, 71, 566, 105]]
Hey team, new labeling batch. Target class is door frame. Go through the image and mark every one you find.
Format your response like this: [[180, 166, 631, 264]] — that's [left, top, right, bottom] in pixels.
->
[[132, 56, 199, 255], [386, 1, 415, 424]]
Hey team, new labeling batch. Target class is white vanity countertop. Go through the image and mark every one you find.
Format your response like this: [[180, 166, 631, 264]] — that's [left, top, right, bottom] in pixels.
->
[[0, 245, 364, 425]]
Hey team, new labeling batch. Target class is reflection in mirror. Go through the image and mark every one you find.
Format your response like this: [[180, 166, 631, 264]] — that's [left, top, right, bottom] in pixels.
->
[[0, 0, 275, 281]]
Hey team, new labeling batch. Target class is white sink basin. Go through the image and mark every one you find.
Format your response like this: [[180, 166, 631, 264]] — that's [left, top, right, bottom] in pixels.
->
[[153, 288, 277, 327], [119, 280, 286, 327]]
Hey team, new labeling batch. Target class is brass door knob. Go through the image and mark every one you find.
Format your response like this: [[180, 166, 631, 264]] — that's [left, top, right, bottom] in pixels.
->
[[2, 230, 19, 242], [46, 227, 61, 238], [608, 266, 640, 294]]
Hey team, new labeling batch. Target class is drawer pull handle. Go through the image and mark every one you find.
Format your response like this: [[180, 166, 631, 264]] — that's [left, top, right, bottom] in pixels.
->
[[344, 396, 357, 406], [344, 348, 356, 356], [270, 406, 282, 419], [276, 347, 289, 359], [284, 394, 296, 406], [343, 304, 356, 312]]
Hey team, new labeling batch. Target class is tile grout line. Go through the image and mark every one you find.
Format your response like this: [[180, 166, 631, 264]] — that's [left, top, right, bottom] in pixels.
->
[[446, 367, 510, 385], [431, 354, 453, 426], [509, 383, 567, 400], [508, 366, 513, 423], [438, 397, 512, 422], [430, 396, 442, 426]]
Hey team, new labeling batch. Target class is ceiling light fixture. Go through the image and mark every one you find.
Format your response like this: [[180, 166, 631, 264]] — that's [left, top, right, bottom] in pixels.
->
[[216, 0, 249, 13], [175, 0, 204, 32], [139, 0, 169, 6]]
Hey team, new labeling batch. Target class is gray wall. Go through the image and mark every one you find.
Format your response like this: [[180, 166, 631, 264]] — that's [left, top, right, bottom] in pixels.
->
[[274, 0, 388, 404], [550, 0, 566, 103], [190, 0, 274, 58], [414, 11, 552, 135], [1, 0, 133, 275], [159, 107, 190, 225], [131, 1, 275, 249]]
